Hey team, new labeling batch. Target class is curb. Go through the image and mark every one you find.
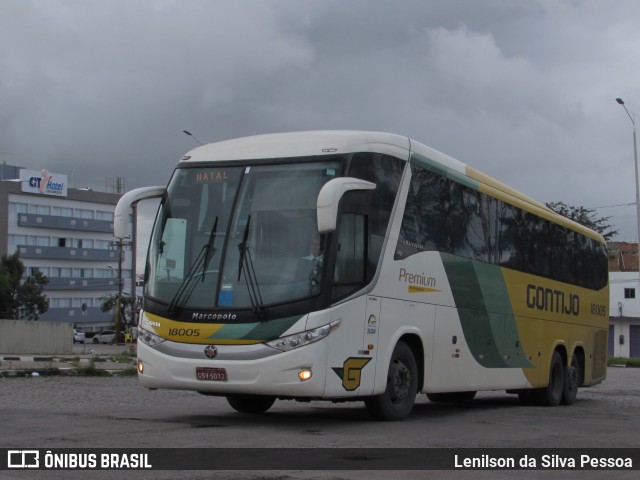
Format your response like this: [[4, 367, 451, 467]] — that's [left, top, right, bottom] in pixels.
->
[[0, 354, 138, 378]]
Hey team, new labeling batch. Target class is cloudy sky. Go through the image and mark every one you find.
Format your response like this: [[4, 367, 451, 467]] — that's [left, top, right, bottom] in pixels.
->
[[2, 0, 640, 245]]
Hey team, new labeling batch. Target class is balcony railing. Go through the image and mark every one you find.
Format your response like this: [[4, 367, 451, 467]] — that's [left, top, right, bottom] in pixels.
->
[[17, 245, 120, 262], [18, 213, 113, 233]]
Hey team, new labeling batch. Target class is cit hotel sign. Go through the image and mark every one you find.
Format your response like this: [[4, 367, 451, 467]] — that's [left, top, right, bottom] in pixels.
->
[[20, 169, 68, 197]]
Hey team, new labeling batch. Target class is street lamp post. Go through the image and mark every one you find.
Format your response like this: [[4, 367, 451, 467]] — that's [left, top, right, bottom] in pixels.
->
[[182, 130, 204, 145], [616, 98, 640, 274]]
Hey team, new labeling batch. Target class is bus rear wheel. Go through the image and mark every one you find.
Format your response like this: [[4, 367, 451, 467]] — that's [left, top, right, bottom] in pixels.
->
[[365, 341, 418, 421], [561, 353, 581, 405], [534, 350, 564, 406], [226, 394, 276, 413]]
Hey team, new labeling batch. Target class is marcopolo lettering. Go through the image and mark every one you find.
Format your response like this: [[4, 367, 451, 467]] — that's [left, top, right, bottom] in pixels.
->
[[526, 284, 579, 316], [192, 312, 237, 321]]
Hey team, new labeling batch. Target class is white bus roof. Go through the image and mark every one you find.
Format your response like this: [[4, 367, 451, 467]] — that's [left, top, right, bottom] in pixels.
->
[[180, 131, 411, 162], [179, 130, 603, 242]]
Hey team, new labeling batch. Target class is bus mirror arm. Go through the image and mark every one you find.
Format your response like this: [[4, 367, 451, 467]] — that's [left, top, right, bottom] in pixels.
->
[[114, 186, 166, 239], [316, 178, 376, 233]]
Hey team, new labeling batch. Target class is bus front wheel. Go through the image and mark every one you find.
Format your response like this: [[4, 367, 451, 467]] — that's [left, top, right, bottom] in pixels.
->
[[365, 341, 418, 421], [226, 394, 276, 414]]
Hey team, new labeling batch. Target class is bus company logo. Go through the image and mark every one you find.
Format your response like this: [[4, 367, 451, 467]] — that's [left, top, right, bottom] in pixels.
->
[[332, 357, 371, 391], [526, 284, 580, 316], [8, 450, 39, 468], [204, 345, 218, 359]]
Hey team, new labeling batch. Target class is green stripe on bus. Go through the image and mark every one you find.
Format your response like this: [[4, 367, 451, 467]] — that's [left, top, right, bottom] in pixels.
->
[[441, 253, 531, 368], [241, 315, 302, 341], [204, 316, 301, 342]]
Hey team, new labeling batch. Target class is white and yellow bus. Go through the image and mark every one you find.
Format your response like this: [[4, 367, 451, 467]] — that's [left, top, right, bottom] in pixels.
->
[[115, 131, 609, 421]]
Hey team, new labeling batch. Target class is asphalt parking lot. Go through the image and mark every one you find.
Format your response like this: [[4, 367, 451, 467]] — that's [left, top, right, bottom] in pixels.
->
[[0, 366, 638, 479]]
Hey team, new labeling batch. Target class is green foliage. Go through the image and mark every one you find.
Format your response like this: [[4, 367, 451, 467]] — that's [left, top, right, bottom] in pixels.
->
[[99, 292, 134, 313], [0, 252, 49, 320], [546, 201, 618, 240], [607, 357, 640, 367]]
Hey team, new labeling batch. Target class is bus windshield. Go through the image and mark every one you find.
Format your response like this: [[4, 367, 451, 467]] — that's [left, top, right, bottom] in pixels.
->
[[146, 160, 342, 313]]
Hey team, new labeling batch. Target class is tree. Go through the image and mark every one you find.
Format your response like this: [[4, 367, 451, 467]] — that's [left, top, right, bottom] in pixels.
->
[[546, 201, 618, 241], [99, 292, 135, 330], [0, 252, 49, 320]]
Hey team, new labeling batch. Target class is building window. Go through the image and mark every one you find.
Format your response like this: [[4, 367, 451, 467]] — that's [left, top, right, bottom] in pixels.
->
[[95, 240, 111, 250], [73, 268, 93, 278], [96, 211, 114, 221], [72, 298, 93, 308], [9, 202, 28, 214], [52, 206, 73, 217], [28, 204, 50, 215], [50, 298, 71, 308], [624, 288, 636, 299], [51, 267, 72, 278], [8, 235, 27, 245], [28, 236, 50, 247], [74, 208, 94, 219]]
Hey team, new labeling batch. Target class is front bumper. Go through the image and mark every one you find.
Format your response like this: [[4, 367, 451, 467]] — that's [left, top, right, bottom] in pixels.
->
[[136, 337, 329, 397]]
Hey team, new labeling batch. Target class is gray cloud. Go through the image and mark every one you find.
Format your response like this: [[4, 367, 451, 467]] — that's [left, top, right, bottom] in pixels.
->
[[2, 0, 640, 239]]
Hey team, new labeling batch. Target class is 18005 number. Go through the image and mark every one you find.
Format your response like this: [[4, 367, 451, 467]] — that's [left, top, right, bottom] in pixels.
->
[[168, 328, 201, 337]]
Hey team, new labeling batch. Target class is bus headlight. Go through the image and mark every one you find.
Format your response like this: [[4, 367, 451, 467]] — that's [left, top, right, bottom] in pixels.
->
[[138, 324, 166, 347], [265, 320, 341, 352]]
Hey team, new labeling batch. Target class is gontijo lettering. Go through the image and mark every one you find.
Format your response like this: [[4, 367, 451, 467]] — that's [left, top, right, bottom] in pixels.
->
[[526, 284, 579, 316]]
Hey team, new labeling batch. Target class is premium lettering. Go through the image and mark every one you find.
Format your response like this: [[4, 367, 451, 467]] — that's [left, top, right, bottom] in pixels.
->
[[398, 268, 436, 287]]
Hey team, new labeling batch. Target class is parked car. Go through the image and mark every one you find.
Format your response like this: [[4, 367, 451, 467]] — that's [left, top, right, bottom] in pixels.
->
[[73, 328, 85, 344], [92, 330, 124, 344]]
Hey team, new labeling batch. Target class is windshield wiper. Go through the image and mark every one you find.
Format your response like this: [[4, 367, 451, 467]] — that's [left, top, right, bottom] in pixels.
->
[[202, 216, 219, 281], [237, 215, 265, 318], [167, 217, 218, 315]]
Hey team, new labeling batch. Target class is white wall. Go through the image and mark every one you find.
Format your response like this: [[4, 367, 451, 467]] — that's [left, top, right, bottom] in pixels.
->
[[609, 272, 640, 357]]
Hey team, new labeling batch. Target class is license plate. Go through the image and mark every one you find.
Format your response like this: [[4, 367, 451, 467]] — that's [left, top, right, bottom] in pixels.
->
[[196, 367, 228, 382]]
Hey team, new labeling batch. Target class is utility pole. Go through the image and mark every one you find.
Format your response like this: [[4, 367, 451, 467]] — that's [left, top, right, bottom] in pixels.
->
[[111, 238, 131, 343], [616, 98, 640, 279]]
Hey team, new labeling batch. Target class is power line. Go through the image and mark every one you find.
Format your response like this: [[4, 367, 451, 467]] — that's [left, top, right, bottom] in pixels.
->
[[587, 202, 636, 209]]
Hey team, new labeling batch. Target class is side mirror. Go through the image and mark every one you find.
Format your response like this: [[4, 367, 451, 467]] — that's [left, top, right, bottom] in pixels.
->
[[114, 186, 165, 239], [316, 178, 376, 233]]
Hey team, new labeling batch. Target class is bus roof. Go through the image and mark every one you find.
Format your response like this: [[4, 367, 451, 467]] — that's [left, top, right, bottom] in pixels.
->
[[179, 130, 604, 243], [180, 130, 411, 162]]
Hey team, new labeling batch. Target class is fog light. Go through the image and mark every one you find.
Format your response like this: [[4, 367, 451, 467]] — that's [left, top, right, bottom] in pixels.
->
[[137, 361, 144, 374], [298, 368, 312, 381]]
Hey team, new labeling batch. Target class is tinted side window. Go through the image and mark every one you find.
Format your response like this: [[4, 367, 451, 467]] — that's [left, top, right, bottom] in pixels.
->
[[395, 163, 607, 290], [396, 164, 449, 259], [333, 153, 404, 300]]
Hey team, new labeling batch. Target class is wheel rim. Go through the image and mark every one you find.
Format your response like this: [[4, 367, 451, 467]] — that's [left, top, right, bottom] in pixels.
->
[[390, 360, 411, 404]]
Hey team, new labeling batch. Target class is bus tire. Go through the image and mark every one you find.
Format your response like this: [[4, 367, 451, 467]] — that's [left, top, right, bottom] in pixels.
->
[[365, 341, 418, 421], [427, 391, 476, 403], [226, 394, 276, 413], [534, 350, 564, 406], [561, 353, 580, 405]]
